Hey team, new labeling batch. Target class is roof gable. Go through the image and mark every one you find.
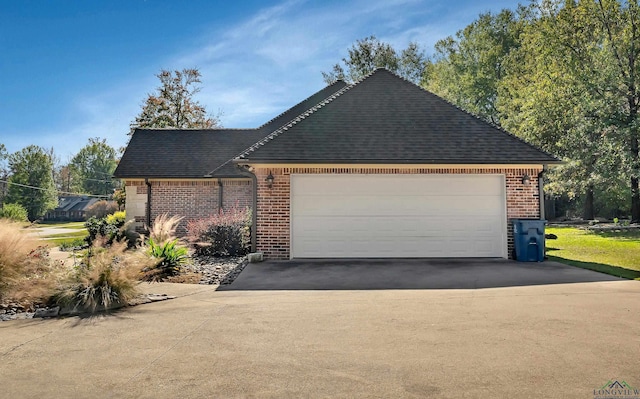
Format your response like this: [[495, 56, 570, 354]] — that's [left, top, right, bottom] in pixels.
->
[[238, 69, 559, 164]]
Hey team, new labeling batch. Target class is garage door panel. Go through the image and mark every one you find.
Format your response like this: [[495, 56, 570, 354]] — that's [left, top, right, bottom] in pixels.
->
[[294, 195, 502, 217], [293, 175, 504, 196], [291, 174, 506, 258], [295, 236, 501, 258], [294, 215, 501, 236]]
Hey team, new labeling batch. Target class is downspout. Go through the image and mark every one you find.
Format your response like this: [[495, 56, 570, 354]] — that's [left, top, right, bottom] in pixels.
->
[[217, 178, 223, 212], [236, 165, 257, 253], [145, 178, 152, 228], [538, 167, 546, 220]]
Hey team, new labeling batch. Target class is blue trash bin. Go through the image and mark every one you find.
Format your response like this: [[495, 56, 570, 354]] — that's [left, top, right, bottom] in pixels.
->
[[513, 219, 546, 262]]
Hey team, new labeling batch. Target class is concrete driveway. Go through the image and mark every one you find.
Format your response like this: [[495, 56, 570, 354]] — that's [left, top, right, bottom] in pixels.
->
[[222, 258, 622, 290], [1, 260, 639, 398]]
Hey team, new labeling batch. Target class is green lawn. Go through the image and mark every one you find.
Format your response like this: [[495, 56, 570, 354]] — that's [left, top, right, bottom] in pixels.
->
[[41, 230, 88, 247], [35, 221, 86, 229], [546, 226, 640, 280], [43, 230, 88, 239]]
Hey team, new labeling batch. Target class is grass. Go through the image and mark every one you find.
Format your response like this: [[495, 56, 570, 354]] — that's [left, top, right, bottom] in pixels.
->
[[34, 221, 86, 229], [28, 222, 89, 247], [44, 231, 89, 239], [546, 226, 640, 280], [38, 230, 88, 247]]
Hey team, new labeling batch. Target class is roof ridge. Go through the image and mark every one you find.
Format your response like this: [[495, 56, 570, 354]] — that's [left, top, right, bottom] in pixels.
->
[[378, 68, 559, 161], [135, 127, 255, 132], [204, 74, 379, 176], [201, 86, 347, 176], [255, 79, 347, 131], [234, 70, 379, 163]]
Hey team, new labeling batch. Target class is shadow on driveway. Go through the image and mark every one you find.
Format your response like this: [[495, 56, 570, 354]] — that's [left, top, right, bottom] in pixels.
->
[[218, 258, 624, 291]]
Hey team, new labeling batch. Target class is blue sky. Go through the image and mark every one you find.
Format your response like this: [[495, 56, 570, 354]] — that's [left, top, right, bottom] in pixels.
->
[[0, 0, 522, 161]]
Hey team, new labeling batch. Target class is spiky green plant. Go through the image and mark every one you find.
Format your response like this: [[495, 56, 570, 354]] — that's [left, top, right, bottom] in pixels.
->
[[145, 238, 189, 281], [148, 213, 183, 244]]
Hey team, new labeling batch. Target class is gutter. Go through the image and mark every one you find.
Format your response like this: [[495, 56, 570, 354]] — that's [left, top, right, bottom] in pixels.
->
[[217, 178, 223, 211], [234, 165, 257, 253], [145, 178, 152, 228], [538, 167, 546, 220]]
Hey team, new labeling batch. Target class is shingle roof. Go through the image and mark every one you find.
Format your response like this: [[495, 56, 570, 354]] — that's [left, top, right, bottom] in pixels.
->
[[238, 69, 560, 164], [114, 80, 348, 179], [114, 129, 267, 178], [54, 196, 98, 212]]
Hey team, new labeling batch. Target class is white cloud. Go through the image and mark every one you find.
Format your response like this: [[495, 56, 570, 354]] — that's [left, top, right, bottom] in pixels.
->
[[10, 0, 523, 157]]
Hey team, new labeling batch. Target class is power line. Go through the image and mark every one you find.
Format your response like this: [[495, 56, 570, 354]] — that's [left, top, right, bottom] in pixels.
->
[[83, 177, 112, 183], [0, 179, 110, 198]]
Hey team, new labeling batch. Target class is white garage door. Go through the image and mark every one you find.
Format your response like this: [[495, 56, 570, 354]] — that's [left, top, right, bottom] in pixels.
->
[[291, 174, 506, 258]]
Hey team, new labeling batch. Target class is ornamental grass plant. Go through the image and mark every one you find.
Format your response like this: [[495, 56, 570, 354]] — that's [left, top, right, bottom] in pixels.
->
[[55, 241, 155, 312], [0, 220, 67, 306], [143, 213, 189, 281]]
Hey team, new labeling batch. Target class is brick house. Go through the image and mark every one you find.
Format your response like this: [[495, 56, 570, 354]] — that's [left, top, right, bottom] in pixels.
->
[[115, 69, 559, 259]]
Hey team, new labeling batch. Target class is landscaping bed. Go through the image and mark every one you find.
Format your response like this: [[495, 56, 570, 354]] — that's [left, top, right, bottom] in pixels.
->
[[1, 209, 252, 322], [0, 254, 248, 322]]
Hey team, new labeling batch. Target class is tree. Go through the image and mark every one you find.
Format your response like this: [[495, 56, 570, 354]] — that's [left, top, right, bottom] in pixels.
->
[[130, 68, 221, 133], [55, 164, 73, 193], [0, 144, 8, 204], [5, 145, 58, 221], [0, 144, 7, 174], [425, 2, 633, 220], [322, 36, 429, 84], [513, 0, 640, 221], [69, 138, 119, 196], [425, 8, 530, 125], [498, 1, 628, 220]]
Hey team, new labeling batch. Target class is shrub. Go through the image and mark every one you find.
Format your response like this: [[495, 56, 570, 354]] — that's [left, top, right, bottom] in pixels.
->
[[186, 207, 251, 256], [85, 212, 137, 247], [0, 222, 65, 305], [0, 203, 29, 222], [55, 242, 154, 312], [85, 216, 118, 245], [85, 200, 119, 220], [59, 238, 87, 252], [149, 213, 183, 244], [144, 238, 189, 281], [106, 211, 126, 225]]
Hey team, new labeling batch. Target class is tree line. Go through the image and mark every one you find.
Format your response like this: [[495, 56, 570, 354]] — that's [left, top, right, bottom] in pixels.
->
[[323, 0, 639, 221], [4, 0, 636, 222], [0, 139, 120, 221]]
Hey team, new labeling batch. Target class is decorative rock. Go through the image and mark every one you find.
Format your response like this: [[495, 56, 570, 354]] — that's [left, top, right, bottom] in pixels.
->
[[146, 294, 176, 302], [34, 306, 60, 318], [247, 252, 264, 263], [16, 313, 34, 320], [187, 255, 248, 285]]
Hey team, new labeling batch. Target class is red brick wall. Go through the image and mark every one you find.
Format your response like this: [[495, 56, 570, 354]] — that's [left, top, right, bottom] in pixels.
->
[[221, 180, 253, 210], [255, 169, 291, 259], [252, 167, 542, 260], [125, 179, 252, 235]]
